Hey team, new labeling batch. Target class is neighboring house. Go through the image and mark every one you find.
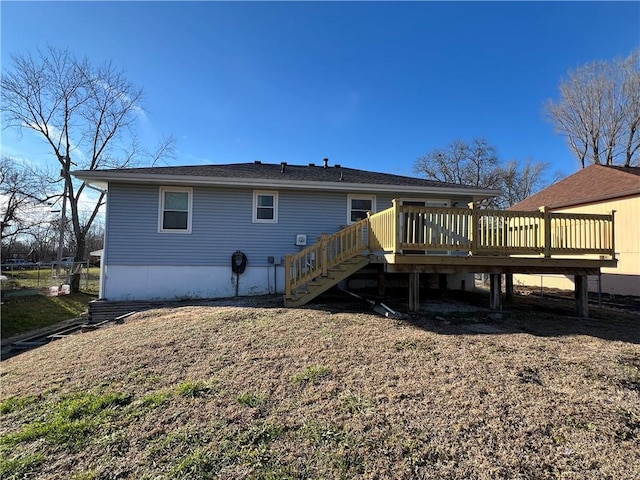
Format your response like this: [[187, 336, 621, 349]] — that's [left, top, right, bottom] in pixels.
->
[[509, 164, 640, 297], [73, 160, 499, 302]]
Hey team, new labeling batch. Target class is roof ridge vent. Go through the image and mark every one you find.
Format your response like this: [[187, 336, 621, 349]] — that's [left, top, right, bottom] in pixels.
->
[[254, 160, 262, 164], [309, 163, 315, 167], [334, 164, 341, 168]]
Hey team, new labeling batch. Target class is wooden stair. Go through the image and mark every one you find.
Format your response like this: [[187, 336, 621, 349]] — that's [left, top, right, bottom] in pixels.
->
[[284, 255, 370, 307]]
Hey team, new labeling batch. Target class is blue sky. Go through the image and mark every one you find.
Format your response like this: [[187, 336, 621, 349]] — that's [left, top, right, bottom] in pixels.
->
[[1, 1, 639, 181]]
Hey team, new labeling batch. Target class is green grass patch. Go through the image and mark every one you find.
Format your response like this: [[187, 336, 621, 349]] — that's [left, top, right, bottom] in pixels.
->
[[291, 365, 331, 385], [139, 391, 171, 409], [1, 390, 131, 450], [175, 380, 216, 398], [0, 452, 45, 480], [0, 395, 37, 415], [0, 292, 95, 339], [170, 448, 218, 479], [237, 392, 267, 408], [340, 392, 375, 415]]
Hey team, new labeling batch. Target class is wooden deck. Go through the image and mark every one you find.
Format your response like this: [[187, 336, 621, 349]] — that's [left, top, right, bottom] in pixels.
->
[[284, 201, 616, 316]]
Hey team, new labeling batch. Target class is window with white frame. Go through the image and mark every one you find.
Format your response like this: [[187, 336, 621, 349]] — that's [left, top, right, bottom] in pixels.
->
[[253, 190, 278, 223], [348, 194, 375, 223], [158, 187, 192, 233]]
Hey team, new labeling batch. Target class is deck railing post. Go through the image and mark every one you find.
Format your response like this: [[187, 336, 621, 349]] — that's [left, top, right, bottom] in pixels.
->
[[284, 254, 292, 298], [392, 199, 400, 254], [468, 202, 478, 255], [320, 234, 328, 276], [540, 206, 551, 257], [610, 210, 616, 259]]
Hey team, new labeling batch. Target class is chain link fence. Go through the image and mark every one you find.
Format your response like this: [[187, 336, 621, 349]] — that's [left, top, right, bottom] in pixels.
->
[[1, 261, 100, 297]]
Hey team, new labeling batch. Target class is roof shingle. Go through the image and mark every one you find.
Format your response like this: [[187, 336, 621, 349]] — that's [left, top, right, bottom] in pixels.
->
[[76, 161, 486, 190], [509, 165, 640, 211]]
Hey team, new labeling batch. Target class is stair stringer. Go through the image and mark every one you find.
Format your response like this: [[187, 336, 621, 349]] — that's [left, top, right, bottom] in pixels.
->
[[284, 255, 370, 307]]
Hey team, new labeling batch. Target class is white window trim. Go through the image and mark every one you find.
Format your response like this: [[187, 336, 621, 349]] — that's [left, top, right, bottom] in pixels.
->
[[347, 194, 376, 224], [158, 186, 193, 234], [253, 190, 278, 223]]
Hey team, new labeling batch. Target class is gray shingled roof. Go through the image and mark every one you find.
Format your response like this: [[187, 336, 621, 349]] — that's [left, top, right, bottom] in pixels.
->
[[75, 161, 487, 191]]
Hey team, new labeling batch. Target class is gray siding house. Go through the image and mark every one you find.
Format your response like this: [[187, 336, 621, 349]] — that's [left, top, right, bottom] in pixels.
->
[[73, 160, 498, 301]]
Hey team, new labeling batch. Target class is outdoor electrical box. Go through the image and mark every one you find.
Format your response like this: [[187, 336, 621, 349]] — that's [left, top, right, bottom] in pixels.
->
[[295, 234, 307, 246]]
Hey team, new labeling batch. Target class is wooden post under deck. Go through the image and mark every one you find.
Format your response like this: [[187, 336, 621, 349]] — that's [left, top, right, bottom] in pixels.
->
[[505, 274, 514, 302], [409, 271, 420, 313], [575, 274, 589, 318], [439, 273, 448, 298], [490, 273, 502, 311], [377, 264, 386, 296]]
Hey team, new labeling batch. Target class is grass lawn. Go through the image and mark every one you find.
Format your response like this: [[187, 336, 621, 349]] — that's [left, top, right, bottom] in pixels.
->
[[0, 294, 638, 479], [1, 267, 100, 295], [1, 293, 96, 339]]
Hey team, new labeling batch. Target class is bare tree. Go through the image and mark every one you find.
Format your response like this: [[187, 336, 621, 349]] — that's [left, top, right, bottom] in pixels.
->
[[2, 46, 174, 289], [414, 138, 549, 208], [414, 138, 551, 209], [414, 137, 502, 187], [0, 157, 57, 244], [546, 49, 640, 168], [498, 158, 554, 208]]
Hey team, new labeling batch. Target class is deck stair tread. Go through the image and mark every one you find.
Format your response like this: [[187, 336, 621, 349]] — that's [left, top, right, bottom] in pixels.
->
[[285, 255, 369, 307]]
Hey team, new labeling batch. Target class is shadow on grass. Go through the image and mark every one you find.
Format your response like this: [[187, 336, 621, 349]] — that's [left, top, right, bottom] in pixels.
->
[[57, 290, 640, 346], [1, 293, 96, 340], [308, 288, 640, 345]]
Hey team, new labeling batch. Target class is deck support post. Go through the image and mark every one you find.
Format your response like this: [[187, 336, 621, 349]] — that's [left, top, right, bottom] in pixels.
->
[[377, 264, 386, 296], [575, 274, 589, 318], [489, 273, 502, 311], [505, 274, 514, 302], [409, 271, 420, 313], [439, 273, 448, 298]]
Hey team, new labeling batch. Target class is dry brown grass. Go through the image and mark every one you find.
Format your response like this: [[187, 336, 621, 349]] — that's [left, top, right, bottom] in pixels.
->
[[1, 293, 639, 479]]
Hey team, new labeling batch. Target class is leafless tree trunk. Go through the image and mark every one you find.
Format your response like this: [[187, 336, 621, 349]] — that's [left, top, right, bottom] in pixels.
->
[[546, 49, 639, 168], [2, 47, 174, 290]]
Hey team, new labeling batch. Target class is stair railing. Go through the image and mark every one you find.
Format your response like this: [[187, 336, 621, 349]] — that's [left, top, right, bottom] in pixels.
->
[[285, 218, 369, 299]]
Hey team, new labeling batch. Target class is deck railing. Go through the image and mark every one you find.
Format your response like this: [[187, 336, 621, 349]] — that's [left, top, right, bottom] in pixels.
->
[[285, 201, 615, 299], [284, 218, 369, 299], [372, 201, 615, 258]]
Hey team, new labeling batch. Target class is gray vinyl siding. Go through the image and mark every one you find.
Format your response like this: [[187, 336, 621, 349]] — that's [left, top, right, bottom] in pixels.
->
[[105, 183, 474, 267]]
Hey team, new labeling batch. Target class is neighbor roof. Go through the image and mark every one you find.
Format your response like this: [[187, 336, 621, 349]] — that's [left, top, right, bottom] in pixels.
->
[[72, 161, 501, 200], [509, 165, 640, 211]]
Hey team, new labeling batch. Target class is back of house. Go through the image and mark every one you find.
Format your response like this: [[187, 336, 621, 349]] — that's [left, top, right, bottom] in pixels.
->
[[73, 160, 497, 301]]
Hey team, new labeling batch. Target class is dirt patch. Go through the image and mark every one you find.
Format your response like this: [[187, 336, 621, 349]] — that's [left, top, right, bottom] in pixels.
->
[[1, 293, 639, 479]]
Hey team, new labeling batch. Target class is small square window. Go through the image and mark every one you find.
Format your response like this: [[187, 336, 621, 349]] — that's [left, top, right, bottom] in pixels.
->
[[159, 187, 192, 233], [348, 195, 375, 224], [253, 191, 278, 223]]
